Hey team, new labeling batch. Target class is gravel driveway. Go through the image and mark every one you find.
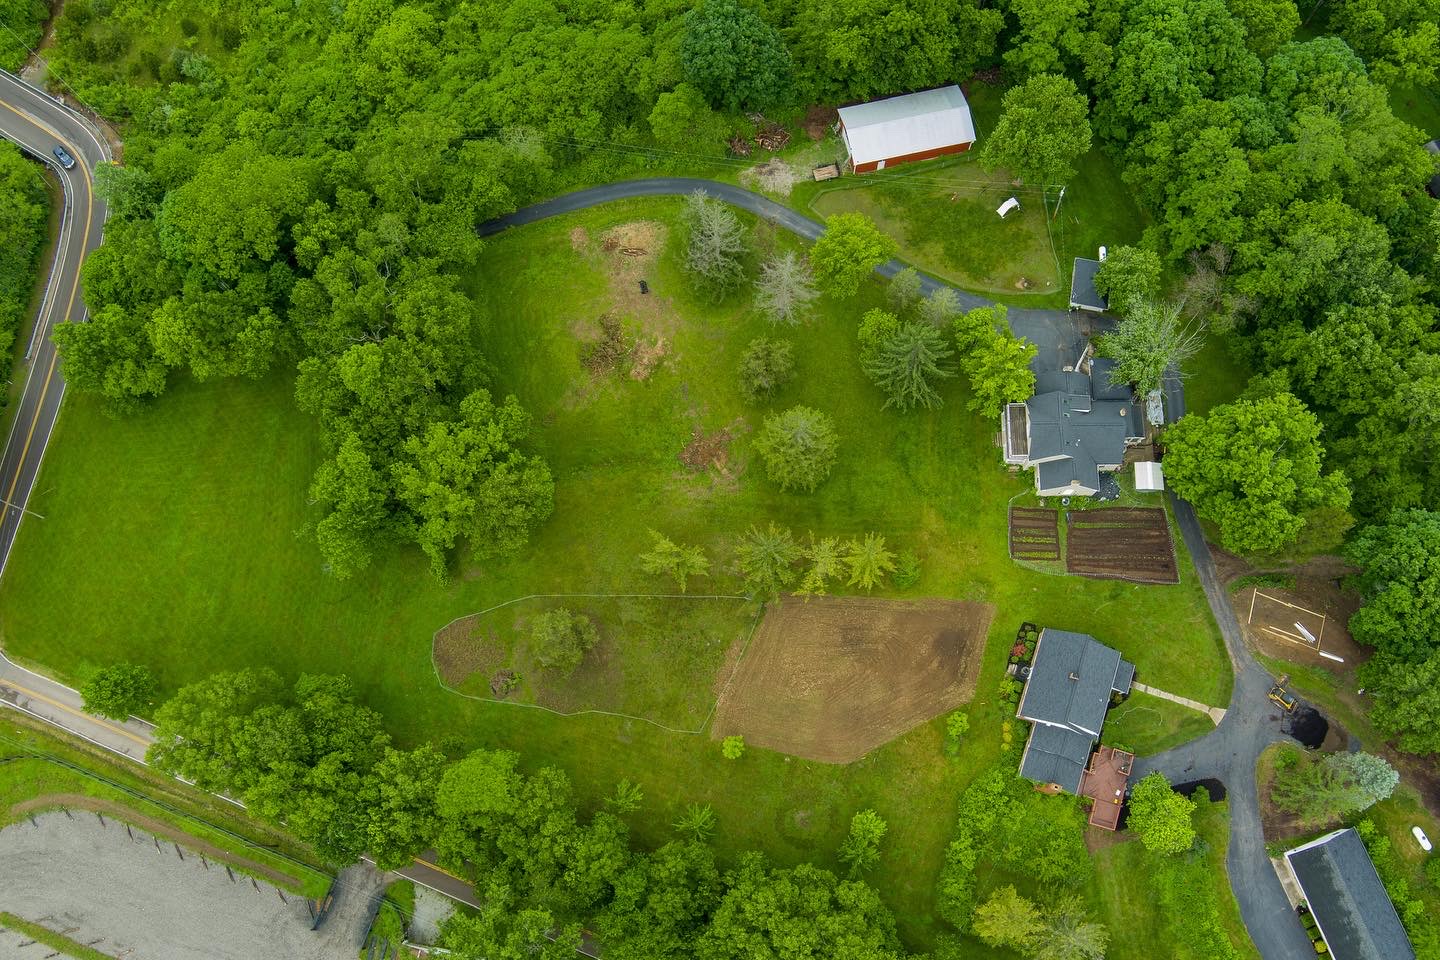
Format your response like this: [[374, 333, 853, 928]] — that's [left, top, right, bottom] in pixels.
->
[[0, 812, 383, 960]]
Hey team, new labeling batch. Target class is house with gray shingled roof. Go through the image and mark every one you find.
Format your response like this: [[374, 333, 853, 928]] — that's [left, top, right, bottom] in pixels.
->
[[1002, 356, 1145, 497], [1284, 828, 1416, 960], [1016, 628, 1134, 794]]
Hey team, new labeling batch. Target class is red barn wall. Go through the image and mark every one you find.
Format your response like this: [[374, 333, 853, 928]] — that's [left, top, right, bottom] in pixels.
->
[[851, 140, 971, 174]]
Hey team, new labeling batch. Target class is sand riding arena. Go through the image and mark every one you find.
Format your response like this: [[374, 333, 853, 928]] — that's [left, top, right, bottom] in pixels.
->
[[712, 595, 993, 763]]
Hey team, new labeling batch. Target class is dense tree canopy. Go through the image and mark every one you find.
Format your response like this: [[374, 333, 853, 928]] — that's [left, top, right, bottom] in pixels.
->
[[980, 73, 1093, 185], [0, 140, 49, 376], [1162, 393, 1351, 555], [682, 0, 792, 112], [810, 213, 897, 299], [1126, 773, 1197, 854], [148, 670, 390, 862], [1345, 510, 1440, 662], [79, 663, 158, 721]]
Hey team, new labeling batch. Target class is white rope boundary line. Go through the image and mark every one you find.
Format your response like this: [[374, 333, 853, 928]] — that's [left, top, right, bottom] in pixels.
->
[[431, 592, 764, 736]]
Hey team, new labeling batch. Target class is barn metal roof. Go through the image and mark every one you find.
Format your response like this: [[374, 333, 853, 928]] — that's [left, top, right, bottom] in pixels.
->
[[838, 86, 976, 165]]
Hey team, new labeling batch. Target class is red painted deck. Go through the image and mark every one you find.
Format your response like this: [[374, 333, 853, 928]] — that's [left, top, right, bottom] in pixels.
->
[[1080, 745, 1134, 831]]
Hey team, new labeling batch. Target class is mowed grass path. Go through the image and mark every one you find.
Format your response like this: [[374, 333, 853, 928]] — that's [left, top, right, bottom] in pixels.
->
[[0, 198, 1229, 949]]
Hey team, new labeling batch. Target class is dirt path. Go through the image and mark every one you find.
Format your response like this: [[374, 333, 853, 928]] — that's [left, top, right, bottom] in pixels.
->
[[9, 792, 304, 890]]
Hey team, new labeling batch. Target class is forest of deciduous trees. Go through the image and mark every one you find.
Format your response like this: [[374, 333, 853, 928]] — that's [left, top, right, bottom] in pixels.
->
[[4, 0, 1440, 948], [19, 0, 1438, 582], [0, 139, 49, 390], [146, 667, 915, 960]]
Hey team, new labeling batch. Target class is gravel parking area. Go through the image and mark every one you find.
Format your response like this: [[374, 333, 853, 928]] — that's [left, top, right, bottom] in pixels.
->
[[0, 812, 382, 960], [408, 884, 456, 944]]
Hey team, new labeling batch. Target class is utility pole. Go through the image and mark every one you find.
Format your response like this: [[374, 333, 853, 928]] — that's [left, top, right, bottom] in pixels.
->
[[1051, 185, 1067, 221]]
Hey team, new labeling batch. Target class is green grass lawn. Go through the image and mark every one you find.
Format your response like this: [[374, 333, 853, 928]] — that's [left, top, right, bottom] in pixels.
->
[[1182, 332, 1253, 416], [1102, 690, 1217, 756], [808, 164, 1062, 297], [1094, 796, 1259, 960], [0, 912, 113, 960], [1388, 81, 1440, 138], [443, 595, 755, 729], [0, 197, 1230, 948]]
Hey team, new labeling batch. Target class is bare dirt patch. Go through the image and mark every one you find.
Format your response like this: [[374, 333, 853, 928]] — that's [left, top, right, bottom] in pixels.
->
[[433, 617, 505, 687], [569, 226, 590, 252], [1065, 507, 1178, 584], [712, 595, 994, 763], [1236, 586, 1365, 671], [739, 158, 802, 197], [679, 419, 747, 475], [629, 336, 668, 380], [1213, 549, 1365, 676], [803, 105, 838, 141], [588, 221, 679, 356]]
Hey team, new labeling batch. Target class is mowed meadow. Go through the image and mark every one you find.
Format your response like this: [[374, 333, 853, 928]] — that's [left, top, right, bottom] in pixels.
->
[[0, 197, 1229, 947]]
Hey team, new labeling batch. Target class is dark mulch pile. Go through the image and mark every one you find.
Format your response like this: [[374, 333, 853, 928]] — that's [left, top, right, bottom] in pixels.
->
[[1172, 778, 1228, 801], [1284, 706, 1329, 749]]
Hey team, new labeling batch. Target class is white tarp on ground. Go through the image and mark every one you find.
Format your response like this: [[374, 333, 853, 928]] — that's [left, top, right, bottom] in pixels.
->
[[1135, 461, 1164, 491], [838, 86, 976, 166]]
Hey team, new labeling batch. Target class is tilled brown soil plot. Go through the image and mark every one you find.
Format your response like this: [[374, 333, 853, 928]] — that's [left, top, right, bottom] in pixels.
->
[[1009, 506, 1059, 560], [1065, 507, 1178, 584], [712, 596, 993, 763]]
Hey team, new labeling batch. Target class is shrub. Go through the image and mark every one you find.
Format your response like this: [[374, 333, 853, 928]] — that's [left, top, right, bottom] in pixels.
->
[[721, 735, 745, 760], [944, 711, 970, 758], [753, 406, 838, 492], [529, 608, 600, 674], [892, 550, 921, 588], [737, 336, 795, 403], [80, 664, 157, 720]]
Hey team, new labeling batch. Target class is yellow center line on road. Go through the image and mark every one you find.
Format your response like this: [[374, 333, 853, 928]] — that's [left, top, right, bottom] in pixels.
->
[[0, 677, 152, 747], [410, 857, 469, 883], [0, 98, 95, 512]]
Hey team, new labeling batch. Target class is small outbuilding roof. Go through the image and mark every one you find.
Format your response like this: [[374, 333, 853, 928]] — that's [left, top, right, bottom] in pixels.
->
[[837, 86, 976, 166], [1426, 140, 1440, 199], [1135, 461, 1164, 491], [1285, 829, 1416, 960], [1070, 258, 1108, 311]]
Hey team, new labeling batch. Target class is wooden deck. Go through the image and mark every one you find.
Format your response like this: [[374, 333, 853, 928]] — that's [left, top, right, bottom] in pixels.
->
[[1080, 745, 1134, 831]]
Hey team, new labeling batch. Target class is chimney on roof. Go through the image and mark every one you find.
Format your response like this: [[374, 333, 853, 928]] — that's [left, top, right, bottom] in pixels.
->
[[1068, 671, 1080, 681]]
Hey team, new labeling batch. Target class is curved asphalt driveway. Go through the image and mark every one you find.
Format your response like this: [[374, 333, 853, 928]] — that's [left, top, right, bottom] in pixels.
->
[[485, 179, 1310, 959], [481, 177, 1089, 372], [0, 70, 111, 579]]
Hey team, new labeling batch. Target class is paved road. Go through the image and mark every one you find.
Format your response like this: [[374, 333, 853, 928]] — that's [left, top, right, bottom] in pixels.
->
[[0, 649, 482, 915], [484, 178, 1312, 959], [1134, 496, 1315, 960], [0, 651, 155, 763], [0, 70, 110, 580], [483, 178, 1099, 376]]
